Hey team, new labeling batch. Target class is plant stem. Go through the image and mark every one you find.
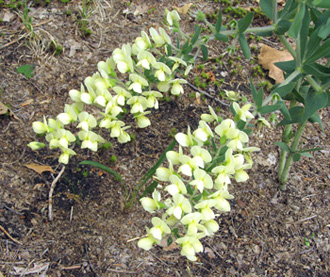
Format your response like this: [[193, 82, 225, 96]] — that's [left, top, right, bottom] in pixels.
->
[[272, 0, 278, 23], [306, 75, 322, 93], [279, 121, 306, 190], [278, 35, 297, 59], [278, 124, 292, 179], [214, 25, 276, 38]]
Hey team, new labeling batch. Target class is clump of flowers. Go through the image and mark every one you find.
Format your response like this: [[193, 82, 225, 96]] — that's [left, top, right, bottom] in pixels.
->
[[28, 15, 191, 164], [138, 106, 259, 261]]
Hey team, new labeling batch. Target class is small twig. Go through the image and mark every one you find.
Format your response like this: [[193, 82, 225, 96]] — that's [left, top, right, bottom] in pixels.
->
[[297, 215, 317, 224], [70, 206, 73, 221], [61, 265, 82, 270], [0, 19, 52, 50], [84, 244, 96, 275], [186, 81, 230, 107], [48, 166, 66, 221], [126, 235, 147, 243], [0, 224, 23, 245], [107, 268, 140, 274]]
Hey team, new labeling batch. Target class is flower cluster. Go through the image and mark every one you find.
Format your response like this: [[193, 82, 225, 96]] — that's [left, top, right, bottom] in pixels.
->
[[138, 105, 259, 261], [28, 15, 193, 164]]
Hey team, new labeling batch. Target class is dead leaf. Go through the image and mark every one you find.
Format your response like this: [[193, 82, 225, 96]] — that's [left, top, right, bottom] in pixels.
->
[[24, 163, 55, 175], [258, 44, 294, 83], [13, 263, 49, 275], [0, 101, 10, 115], [33, 183, 45, 190], [21, 99, 34, 107], [174, 3, 193, 14], [159, 238, 179, 251], [0, 101, 20, 120], [205, 247, 216, 259], [206, 71, 216, 82]]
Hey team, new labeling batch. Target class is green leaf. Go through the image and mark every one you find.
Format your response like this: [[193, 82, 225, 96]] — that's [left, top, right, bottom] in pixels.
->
[[140, 181, 158, 198], [187, 184, 194, 195], [275, 19, 291, 35], [192, 194, 202, 202], [250, 78, 258, 105], [256, 88, 264, 108], [16, 64, 35, 79], [288, 4, 306, 38], [303, 63, 330, 78], [201, 45, 208, 61], [167, 237, 173, 246], [306, 28, 322, 60], [312, 0, 330, 8], [300, 152, 313, 158], [308, 111, 324, 130], [258, 103, 283, 114], [250, 79, 264, 108], [273, 82, 296, 98], [274, 142, 291, 153], [182, 44, 193, 55], [317, 17, 330, 39], [278, 106, 304, 126], [303, 90, 328, 122], [274, 60, 296, 73], [299, 7, 310, 60], [278, 100, 291, 120], [137, 139, 177, 187], [260, 0, 274, 20], [191, 25, 202, 45], [278, 0, 296, 21], [214, 33, 228, 42], [299, 147, 323, 153], [166, 44, 172, 56], [293, 153, 301, 161], [176, 35, 180, 48], [215, 10, 222, 33], [238, 13, 254, 34], [305, 38, 330, 63], [238, 33, 251, 59], [79, 160, 125, 186]]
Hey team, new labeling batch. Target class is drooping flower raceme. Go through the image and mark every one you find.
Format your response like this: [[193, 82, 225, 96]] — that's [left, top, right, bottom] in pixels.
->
[[139, 106, 258, 261], [29, 22, 191, 164]]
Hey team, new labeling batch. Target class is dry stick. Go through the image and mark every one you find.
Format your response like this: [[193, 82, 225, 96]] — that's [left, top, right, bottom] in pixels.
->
[[186, 81, 230, 107], [0, 224, 23, 245], [48, 166, 66, 221], [0, 19, 52, 50]]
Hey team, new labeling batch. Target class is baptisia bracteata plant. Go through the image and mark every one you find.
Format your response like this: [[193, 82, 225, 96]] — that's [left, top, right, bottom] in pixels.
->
[[138, 106, 259, 261], [28, 10, 192, 163]]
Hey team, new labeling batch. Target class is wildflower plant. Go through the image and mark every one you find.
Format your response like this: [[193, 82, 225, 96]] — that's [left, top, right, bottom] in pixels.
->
[[224, 0, 330, 190], [28, 6, 266, 165], [138, 106, 259, 261], [26, 0, 329, 261]]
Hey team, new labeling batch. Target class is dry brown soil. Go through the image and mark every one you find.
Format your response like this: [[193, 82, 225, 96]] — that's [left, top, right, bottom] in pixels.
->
[[0, 0, 329, 276]]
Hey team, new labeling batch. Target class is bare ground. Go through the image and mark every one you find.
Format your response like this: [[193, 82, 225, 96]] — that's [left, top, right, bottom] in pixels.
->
[[0, 0, 330, 276]]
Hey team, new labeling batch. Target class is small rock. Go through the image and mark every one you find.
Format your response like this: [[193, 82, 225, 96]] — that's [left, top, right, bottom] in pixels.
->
[[267, 153, 277, 165], [1, 11, 15, 22], [220, 71, 228, 77]]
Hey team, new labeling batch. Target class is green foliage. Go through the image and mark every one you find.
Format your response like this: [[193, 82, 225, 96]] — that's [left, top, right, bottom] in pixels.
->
[[246, 0, 330, 189], [16, 64, 35, 78], [79, 139, 176, 210]]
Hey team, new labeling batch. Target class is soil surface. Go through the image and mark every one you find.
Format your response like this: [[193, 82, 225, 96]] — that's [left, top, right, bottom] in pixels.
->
[[1, 0, 329, 276]]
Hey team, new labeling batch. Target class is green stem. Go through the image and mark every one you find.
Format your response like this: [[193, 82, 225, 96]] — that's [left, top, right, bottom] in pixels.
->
[[277, 69, 301, 88], [306, 75, 323, 93], [272, 0, 278, 23], [213, 25, 276, 38], [279, 121, 307, 190], [278, 35, 297, 59], [278, 124, 292, 179]]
